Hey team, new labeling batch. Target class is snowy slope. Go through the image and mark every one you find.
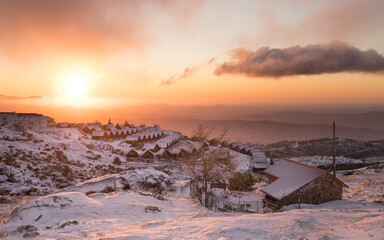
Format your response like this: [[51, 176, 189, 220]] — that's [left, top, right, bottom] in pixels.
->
[[2, 191, 383, 239]]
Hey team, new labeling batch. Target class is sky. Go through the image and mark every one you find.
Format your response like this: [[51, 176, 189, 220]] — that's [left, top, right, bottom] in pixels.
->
[[1, 0, 384, 122]]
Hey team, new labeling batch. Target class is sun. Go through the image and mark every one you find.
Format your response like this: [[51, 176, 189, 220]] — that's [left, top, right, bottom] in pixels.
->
[[64, 74, 89, 100]]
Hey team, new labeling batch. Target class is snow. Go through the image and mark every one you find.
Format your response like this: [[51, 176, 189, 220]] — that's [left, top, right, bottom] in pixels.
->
[[63, 168, 173, 194], [2, 191, 384, 239], [290, 155, 358, 167], [1, 125, 384, 239], [231, 151, 251, 172]]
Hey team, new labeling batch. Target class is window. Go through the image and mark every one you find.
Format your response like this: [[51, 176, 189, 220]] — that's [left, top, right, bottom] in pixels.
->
[[18, 121, 23, 125], [28, 127, 32, 130], [29, 121, 34, 125], [1, 117, 6, 121]]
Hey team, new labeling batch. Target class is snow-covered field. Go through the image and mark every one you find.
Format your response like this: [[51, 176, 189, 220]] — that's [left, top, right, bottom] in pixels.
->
[[1, 163, 383, 239]]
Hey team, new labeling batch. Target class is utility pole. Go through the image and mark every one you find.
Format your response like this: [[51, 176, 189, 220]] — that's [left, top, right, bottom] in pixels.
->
[[333, 122, 336, 177]]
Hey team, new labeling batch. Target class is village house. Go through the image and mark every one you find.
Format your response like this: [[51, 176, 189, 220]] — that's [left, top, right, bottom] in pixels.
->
[[261, 159, 348, 211], [251, 150, 269, 171], [141, 149, 154, 159], [126, 148, 140, 158], [0, 112, 56, 133], [156, 148, 171, 159]]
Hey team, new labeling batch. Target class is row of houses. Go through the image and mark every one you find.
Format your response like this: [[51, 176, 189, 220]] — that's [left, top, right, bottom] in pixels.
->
[[118, 140, 206, 160]]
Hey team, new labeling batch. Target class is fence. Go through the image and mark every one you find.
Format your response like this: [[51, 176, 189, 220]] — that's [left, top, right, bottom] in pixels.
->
[[190, 179, 264, 213]]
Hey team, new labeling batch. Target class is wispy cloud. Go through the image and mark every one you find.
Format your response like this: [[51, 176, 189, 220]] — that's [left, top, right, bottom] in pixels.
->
[[161, 58, 216, 85], [214, 42, 384, 78], [0, 95, 42, 100]]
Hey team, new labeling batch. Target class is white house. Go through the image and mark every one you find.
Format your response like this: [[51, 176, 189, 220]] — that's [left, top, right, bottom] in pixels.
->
[[0, 112, 56, 133]]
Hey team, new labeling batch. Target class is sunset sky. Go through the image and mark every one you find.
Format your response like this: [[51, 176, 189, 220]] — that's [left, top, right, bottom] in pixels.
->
[[1, 0, 384, 122]]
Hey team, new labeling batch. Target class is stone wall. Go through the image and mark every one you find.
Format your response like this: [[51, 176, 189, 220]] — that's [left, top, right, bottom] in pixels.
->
[[282, 172, 343, 206]]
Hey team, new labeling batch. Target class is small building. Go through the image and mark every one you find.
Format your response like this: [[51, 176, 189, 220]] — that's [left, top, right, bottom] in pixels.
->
[[251, 150, 269, 171], [141, 149, 154, 159], [126, 148, 139, 158], [169, 148, 181, 158], [143, 143, 161, 152], [261, 159, 348, 211], [179, 148, 190, 158], [57, 122, 69, 128], [91, 131, 107, 140], [156, 148, 171, 159]]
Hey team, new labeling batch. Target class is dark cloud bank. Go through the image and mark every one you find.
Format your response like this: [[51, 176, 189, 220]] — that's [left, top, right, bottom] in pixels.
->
[[215, 42, 384, 78]]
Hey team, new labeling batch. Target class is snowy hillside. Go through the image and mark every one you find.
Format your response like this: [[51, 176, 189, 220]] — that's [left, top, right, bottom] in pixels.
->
[[1, 124, 384, 239], [0, 125, 132, 196]]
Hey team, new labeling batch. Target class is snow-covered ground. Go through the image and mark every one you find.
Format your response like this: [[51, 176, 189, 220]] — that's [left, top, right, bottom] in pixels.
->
[[339, 165, 384, 202], [1, 190, 383, 239], [1, 161, 384, 239], [1, 125, 384, 239], [290, 155, 359, 166]]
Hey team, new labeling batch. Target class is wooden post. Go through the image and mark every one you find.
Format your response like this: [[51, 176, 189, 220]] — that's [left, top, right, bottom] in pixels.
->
[[202, 179, 206, 207], [333, 122, 336, 177]]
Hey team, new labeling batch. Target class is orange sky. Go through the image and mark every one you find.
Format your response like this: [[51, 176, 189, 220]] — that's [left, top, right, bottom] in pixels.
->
[[1, 0, 384, 122]]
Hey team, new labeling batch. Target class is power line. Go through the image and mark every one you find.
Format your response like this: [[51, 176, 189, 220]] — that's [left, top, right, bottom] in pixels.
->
[[313, 125, 333, 140]]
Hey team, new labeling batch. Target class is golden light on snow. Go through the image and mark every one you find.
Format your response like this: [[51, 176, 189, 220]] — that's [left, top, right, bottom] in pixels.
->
[[64, 74, 89, 100]]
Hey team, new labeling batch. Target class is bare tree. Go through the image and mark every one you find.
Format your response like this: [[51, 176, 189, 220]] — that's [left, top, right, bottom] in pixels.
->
[[184, 125, 234, 206], [190, 124, 215, 142]]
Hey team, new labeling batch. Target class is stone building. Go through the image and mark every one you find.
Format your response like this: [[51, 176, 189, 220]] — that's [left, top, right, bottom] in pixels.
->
[[261, 159, 348, 210]]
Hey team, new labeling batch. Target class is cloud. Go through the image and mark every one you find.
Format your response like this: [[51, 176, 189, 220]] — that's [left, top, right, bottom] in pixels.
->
[[253, 0, 384, 48], [161, 58, 216, 85], [0, 95, 42, 100], [161, 67, 199, 85], [214, 42, 384, 78], [0, 0, 206, 60]]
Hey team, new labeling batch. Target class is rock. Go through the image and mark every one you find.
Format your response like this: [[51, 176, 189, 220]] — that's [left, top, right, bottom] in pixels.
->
[[0, 175, 7, 183], [22, 231, 39, 238], [145, 206, 161, 213]]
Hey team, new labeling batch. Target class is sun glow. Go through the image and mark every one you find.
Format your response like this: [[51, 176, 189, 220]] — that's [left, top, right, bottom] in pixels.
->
[[64, 74, 89, 100]]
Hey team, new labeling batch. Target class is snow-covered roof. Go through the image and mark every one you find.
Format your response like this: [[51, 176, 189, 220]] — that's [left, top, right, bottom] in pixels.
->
[[125, 136, 139, 141], [190, 142, 203, 151], [231, 143, 241, 148], [140, 149, 154, 157], [262, 159, 347, 200], [143, 143, 158, 150], [92, 131, 106, 137], [251, 150, 268, 169], [105, 123, 117, 131], [222, 140, 233, 146], [169, 148, 181, 155], [156, 148, 170, 156], [57, 122, 69, 128]]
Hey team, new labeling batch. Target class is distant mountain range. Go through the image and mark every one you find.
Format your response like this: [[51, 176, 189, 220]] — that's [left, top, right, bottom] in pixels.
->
[[239, 111, 384, 131], [141, 115, 384, 144]]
